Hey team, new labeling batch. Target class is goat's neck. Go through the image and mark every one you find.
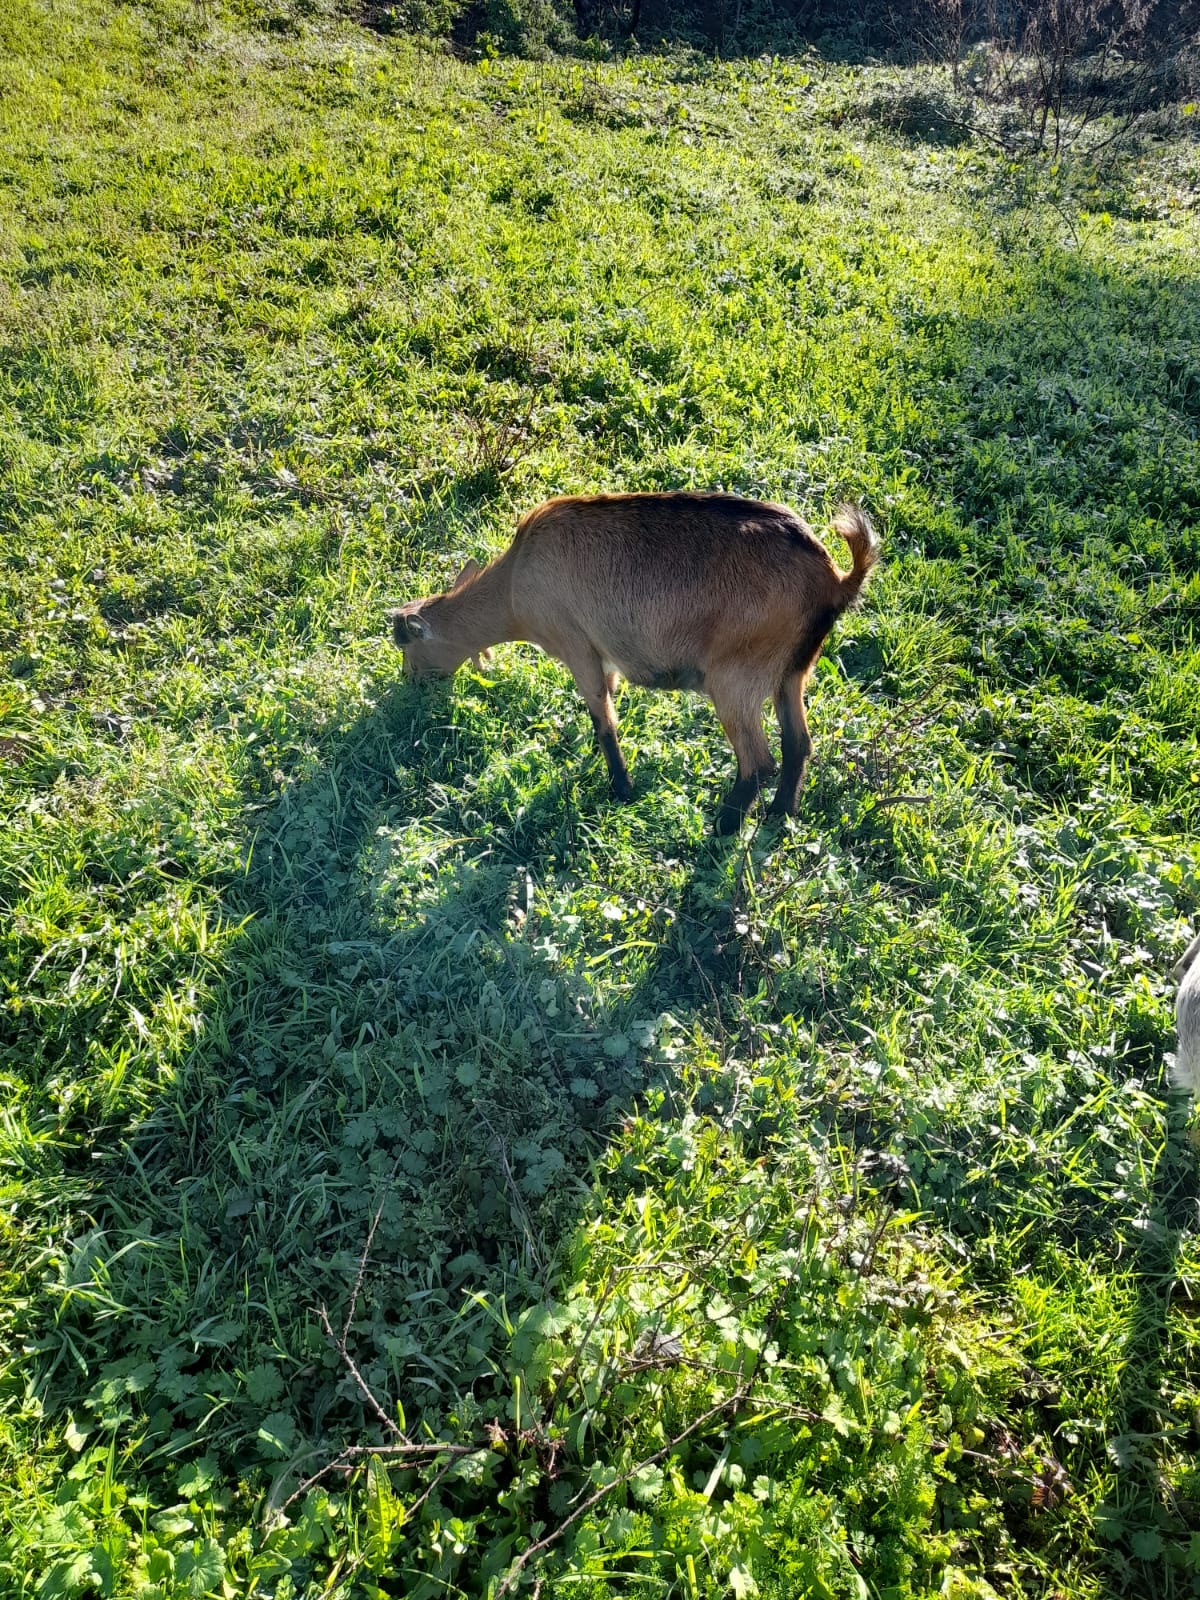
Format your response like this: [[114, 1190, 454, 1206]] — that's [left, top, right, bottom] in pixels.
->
[[432, 557, 516, 652]]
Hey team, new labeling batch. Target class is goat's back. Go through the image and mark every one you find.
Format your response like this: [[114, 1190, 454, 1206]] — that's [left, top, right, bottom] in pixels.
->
[[508, 494, 846, 683]]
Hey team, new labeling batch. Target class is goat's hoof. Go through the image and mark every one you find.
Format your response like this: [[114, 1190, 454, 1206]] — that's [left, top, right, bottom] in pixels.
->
[[715, 806, 745, 836], [610, 776, 634, 804]]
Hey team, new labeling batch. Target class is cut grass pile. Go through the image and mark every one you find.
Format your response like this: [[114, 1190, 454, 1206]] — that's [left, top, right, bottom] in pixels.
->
[[1, 1, 1199, 1595]]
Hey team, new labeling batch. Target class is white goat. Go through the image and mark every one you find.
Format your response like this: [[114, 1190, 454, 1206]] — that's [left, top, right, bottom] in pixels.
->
[[1173, 931, 1200, 1098]]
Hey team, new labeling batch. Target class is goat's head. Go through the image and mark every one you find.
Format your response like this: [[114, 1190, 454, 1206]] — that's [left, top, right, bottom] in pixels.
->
[[389, 559, 485, 678]]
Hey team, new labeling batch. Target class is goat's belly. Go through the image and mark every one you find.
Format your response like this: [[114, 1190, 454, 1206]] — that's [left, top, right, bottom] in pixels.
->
[[605, 657, 705, 692]]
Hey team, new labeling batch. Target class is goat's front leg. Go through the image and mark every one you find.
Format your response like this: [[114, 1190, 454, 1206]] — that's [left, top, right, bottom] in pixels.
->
[[567, 648, 634, 802], [709, 676, 777, 835]]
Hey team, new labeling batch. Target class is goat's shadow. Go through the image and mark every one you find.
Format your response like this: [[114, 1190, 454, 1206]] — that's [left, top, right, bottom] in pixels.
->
[[118, 658, 806, 1487]]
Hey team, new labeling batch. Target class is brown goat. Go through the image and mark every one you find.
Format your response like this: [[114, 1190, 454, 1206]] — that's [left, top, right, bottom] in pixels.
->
[[391, 493, 879, 833]]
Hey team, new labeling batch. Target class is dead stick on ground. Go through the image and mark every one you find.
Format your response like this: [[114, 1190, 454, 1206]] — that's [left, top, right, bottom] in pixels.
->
[[317, 1304, 410, 1445], [342, 1166, 398, 1346], [277, 1439, 477, 1518], [277, 1162, 476, 1520], [317, 1160, 411, 1443]]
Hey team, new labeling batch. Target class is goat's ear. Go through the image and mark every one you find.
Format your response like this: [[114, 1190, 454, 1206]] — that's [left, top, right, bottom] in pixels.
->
[[451, 558, 481, 593], [392, 610, 432, 642]]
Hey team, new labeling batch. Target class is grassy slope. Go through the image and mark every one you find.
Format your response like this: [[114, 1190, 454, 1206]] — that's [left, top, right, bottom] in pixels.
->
[[1, 1, 1199, 1595]]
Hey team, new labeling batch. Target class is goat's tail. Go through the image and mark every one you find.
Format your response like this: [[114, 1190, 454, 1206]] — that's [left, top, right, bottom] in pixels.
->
[[832, 504, 880, 606]]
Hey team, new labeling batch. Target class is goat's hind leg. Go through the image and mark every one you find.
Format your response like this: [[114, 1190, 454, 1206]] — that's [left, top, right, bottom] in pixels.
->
[[766, 671, 812, 819], [708, 676, 777, 835]]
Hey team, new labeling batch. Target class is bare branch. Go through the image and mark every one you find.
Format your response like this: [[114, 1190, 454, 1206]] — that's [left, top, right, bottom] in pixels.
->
[[275, 1439, 478, 1519], [318, 1304, 409, 1445]]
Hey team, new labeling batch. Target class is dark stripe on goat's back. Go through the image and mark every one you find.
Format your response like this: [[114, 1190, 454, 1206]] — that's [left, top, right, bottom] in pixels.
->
[[528, 491, 809, 533]]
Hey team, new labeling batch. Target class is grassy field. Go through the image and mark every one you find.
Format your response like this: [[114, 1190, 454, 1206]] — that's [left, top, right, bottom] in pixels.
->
[[2, 1, 1200, 1595]]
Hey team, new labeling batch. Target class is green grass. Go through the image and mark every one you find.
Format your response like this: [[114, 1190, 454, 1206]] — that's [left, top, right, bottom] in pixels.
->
[[2, 2, 1200, 1595]]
